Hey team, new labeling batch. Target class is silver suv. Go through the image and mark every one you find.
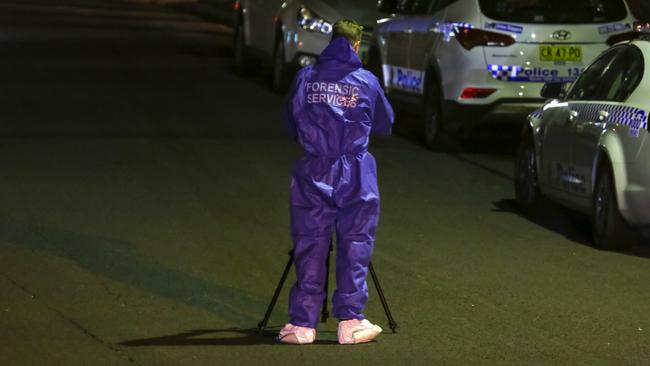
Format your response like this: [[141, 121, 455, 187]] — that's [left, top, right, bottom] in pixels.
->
[[516, 39, 650, 249], [233, 0, 381, 92], [369, 0, 637, 148]]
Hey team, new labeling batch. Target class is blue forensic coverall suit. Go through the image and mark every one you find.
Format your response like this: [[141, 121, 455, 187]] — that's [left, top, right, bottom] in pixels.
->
[[284, 36, 394, 328]]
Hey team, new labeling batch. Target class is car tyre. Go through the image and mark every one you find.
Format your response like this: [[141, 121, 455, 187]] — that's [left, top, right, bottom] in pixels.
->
[[514, 130, 542, 214], [272, 39, 290, 93], [233, 21, 252, 74], [592, 163, 634, 250], [423, 78, 455, 150]]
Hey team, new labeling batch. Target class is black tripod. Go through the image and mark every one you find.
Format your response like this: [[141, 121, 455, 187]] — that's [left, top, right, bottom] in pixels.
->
[[257, 243, 398, 334]]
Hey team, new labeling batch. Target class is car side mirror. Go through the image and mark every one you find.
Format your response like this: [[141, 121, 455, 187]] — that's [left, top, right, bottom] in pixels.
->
[[377, 0, 398, 14], [541, 82, 567, 100]]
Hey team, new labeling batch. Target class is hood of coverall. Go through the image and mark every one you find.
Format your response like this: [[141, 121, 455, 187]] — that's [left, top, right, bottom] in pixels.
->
[[317, 36, 362, 71]]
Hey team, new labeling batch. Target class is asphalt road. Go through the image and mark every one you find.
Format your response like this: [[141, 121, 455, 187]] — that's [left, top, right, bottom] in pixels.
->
[[0, 1, 648, 365]]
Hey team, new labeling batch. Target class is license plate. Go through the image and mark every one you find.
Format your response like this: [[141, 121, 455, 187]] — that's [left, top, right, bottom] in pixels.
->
[[539, 45, 582, 62]]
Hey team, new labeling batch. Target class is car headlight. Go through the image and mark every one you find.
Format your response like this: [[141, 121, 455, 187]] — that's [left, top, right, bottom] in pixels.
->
[[298, 6, 333, 35]]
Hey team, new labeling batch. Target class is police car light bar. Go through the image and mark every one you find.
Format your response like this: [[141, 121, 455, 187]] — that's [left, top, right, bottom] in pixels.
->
[[455, 27, 515, 50]]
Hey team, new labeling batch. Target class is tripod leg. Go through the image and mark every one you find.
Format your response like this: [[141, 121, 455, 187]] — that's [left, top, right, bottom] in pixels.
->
[[258, 250, 294, 335], [320, 241, 333, 323], [369, 262, 398, 333]]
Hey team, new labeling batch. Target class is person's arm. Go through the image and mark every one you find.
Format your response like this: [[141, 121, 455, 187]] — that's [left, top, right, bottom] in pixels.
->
[[370, 78, 394, 136]]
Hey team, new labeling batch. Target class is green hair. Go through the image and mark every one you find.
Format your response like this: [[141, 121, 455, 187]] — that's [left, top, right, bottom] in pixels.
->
[[332, 19, 363, 44]]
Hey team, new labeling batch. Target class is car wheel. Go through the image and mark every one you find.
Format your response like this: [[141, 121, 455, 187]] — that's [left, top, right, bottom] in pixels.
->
[[592, 163, 634, 250], [514, 131, 541, 213], [272, 39, 290, 93], [422, 79, 454, 150], [233, 21, 251, 74]]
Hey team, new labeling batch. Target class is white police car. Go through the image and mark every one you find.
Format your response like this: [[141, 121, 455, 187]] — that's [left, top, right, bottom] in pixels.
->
[[233, 0, 381, 92], [515, 38, 650, 250], [369, 0, 638, 148]]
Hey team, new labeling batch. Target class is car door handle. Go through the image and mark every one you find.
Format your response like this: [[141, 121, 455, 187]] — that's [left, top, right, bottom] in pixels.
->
[[568, 110, 579, 123], [403, 28, 413, 34], [597, 110, 609, 122]]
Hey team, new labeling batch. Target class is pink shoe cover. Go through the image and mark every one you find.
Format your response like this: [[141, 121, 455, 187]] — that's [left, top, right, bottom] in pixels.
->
[[338, 319, 382, 344], [278, 324, 316, 344]]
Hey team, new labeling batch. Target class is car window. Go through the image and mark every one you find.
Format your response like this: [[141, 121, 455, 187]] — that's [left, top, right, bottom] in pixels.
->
[[566, 48, 621, 101], [396, 0, 433, 14], [412, 0, 433, 13], [432, 0, 460, 12], [602, 46, 645, 102], [396, 0, 411, 13], [479, 0, 627, 24]]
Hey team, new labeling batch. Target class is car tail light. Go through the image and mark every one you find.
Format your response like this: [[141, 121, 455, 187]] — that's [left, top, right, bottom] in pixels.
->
[[455, 27, 515, 50], [460, 87, 497, 99]]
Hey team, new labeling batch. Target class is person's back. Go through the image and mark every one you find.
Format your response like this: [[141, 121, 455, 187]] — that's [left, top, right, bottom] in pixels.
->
[[280, 19, 394, 346], [285, 36, 392, 158]]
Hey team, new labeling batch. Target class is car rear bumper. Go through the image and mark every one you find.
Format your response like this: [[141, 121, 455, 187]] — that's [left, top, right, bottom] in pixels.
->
[[442, 98, 544, 134]]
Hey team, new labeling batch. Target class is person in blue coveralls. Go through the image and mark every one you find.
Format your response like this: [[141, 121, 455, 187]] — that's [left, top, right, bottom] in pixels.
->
[[279, 19, 394, 345]]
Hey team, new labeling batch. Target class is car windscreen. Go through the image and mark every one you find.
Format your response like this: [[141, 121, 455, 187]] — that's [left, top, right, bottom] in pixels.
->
[[319, 0, 382, 29], [320, 0, 377, 6], [479, 0, 628, 24]]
